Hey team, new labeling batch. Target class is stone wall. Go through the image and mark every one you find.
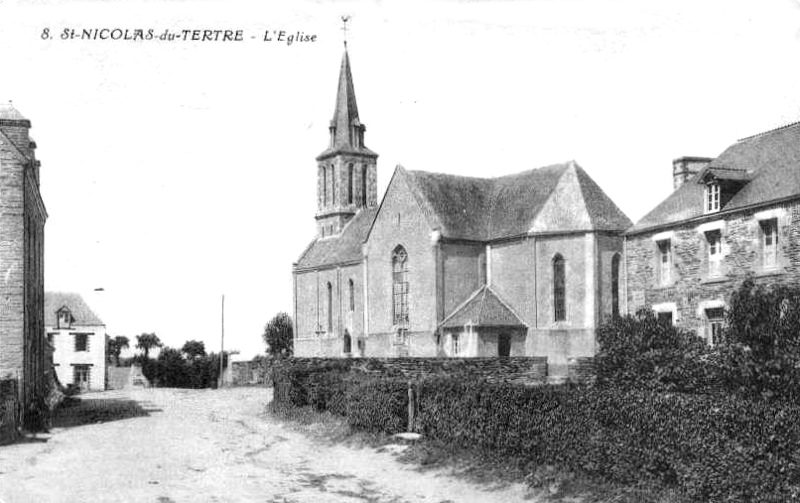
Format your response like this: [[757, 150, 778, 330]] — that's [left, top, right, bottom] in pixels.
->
[[0, 378, 19, 445], [365, 172, 438, 342], [0, 115, 47, 429], [230, 359, 272, 386], [625, 200, 800, 339]]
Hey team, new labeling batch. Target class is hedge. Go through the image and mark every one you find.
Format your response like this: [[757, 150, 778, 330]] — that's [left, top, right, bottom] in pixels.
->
[[417, 378, 800, 502], [272, 360, 800, 502]]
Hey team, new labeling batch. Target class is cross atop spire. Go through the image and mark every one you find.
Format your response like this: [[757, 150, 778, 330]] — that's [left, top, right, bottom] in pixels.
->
[[341, 15, 350, 48]]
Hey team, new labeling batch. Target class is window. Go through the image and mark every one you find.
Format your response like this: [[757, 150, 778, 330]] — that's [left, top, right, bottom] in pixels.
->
[[706, 231, 722, 278], [705, 183, 721, 213], [348, 279, 355, 312], [611, 253, 621, 318], [705, 307, 725, 346], [392, 246, 409, 325], [322, 166, 328, 206], [57, 308, 72, 329], [657, 311, 673, 325], [326, 282, 333, 333], [329, 165, 336, 204], [361, 165, 368, 205], [347, 163, 354, 204], [74, 333, 88, 352], [657, 240, 672, 285], [761, 218, 779, 269], [452, 333, 460, 356], [395, 328, 408, 345], [553, 254, 566, 322], [73, 364, 91, 390]]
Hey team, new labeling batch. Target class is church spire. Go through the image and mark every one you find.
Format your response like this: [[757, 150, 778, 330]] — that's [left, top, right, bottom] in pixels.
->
[[314, 26, 378, 238], [328, 50, 364, 151]]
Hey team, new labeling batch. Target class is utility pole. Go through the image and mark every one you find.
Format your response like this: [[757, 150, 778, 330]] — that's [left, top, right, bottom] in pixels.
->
[[219, 294, 225, 388]]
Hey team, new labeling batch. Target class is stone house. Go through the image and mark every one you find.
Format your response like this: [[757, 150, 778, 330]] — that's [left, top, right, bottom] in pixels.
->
[[624, 121, 800, 343], [292, 50, 632, 375], [45, 292, 107, 392], [0, 102, 47, 427]]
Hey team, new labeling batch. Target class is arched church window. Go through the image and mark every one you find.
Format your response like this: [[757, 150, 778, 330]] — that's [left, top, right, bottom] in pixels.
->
[[349, 279, 355, 312], [329, 165, 335, 204], [361, 165, 368, 205], [348, 163, 354, 204], [322, 167, 328, 206], [392, 246, 409, 325], [553, 254, 566, 322], [327, 282, 333, 333], [611, 253, 621, 318]]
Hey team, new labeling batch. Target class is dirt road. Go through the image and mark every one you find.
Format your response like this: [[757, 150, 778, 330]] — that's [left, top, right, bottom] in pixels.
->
[[0, 387, 534, 503]]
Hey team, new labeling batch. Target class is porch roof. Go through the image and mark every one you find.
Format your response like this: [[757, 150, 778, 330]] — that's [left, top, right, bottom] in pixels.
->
[[440, 285, 527, 329]]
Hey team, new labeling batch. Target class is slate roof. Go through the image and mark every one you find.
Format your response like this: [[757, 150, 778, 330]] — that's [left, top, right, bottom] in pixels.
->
[[294, 207, 378, 270], [0, 102, 27, 122], [402, 160, 632, 241], [440, 285, 526, 328], [44, 292, 104, 327], [629, 121, 800, 234], [316, 50, 377, 160]]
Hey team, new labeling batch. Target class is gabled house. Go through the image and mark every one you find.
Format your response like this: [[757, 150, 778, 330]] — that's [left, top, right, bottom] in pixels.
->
[[624, 121, 800, 343], [45, 292, 106, 392], [292, 48, 632, 375]]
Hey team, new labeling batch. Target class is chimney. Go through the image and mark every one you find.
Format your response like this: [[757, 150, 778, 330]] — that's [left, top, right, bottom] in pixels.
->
[[672, 156, 713, 190]]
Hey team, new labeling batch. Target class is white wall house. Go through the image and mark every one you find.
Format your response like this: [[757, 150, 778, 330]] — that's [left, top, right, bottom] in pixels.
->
[[45, 292, 106, 392]]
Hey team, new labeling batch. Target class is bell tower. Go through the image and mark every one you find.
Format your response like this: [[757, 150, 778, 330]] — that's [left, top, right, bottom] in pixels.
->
[[314, 43, 378, 238]]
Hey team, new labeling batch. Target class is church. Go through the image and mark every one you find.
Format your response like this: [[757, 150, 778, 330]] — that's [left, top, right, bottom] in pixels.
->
[[292, 49, 631, 375]]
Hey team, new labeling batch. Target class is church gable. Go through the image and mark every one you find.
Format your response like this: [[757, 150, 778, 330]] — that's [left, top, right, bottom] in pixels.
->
[[530, 162, 632, 234]]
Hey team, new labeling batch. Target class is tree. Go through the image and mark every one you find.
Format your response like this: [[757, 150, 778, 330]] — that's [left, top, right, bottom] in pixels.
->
[[182, 340, 206, 359], [107, 335, 130, 366], [136, 333, 163, 359], [262, 312, 293, 358]]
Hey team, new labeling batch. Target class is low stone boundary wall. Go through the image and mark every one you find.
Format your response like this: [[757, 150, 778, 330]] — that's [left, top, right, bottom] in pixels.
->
[[231, 359, 273, 386], [280, 357, 549, 385], [0, 379, 19, 445]]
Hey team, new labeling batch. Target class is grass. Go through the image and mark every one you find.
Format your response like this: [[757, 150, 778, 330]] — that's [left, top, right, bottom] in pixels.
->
[[265, 400, 688, 503]]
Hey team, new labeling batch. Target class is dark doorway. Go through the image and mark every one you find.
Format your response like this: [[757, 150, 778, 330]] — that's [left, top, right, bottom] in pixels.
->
[[343, 331, 352, 354], [498, 333, 511, 357]]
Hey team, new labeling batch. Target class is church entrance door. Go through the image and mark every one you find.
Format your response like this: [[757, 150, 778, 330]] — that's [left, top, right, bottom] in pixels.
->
[[498, 333, 511, 357]]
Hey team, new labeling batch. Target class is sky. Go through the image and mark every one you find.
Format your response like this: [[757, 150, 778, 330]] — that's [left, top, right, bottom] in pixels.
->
[[1, 0, 799, 359]]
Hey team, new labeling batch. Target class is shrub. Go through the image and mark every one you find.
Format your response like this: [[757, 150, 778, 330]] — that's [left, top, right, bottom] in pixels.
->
[[720, 279, 800, 400], [418, 378, 800, 502], [595, 309, 716, 393], [270, 357, 800, 501], [344, 376, 407, 433]]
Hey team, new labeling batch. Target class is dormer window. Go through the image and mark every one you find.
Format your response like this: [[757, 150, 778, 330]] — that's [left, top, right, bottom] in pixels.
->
[[705, 183, 720, 213], [57, 307, 72, 329]]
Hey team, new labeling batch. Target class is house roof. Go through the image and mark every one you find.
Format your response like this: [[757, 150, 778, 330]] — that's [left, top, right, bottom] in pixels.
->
[[629, 121, 800, 234], [402, 160, 632, 241], [294, 207, 378, 270], [440, 285, 526, 328], [44, 292, 104, 327]]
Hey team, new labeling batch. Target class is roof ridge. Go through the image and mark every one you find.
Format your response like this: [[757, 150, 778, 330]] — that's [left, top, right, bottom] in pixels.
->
[[737, 120, 800, 142]]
